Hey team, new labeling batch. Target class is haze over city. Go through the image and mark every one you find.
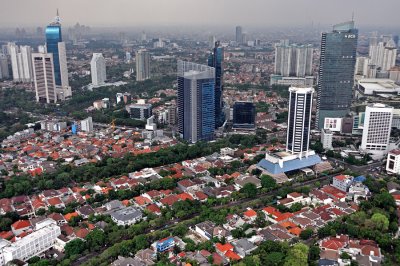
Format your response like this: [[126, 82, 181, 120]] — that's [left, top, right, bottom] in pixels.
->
[[0, 0, 399, 28]]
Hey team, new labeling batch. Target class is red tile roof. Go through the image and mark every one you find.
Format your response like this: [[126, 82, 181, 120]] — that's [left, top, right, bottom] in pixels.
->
[[64, 212, 79, 221], [160, 195, 180, 206], [244, 209, 257, 218], [11, 220, 31, 230], [225, 250, 241, 261], [216, 243, 234, 253], [177, 193, 194, 201]]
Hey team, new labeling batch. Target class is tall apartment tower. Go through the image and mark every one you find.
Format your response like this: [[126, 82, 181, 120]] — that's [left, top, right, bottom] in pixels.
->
[[0, 53, 10, 79], [177, 60, 215, 143], [316, 21, 358, 128], [8, 43, 33, 82], [208, 41, 224, 128], [286, 87, 314, 157], [135, 49, 150, 81], [361, 103, 393, 159], [369, 39, 397, 72], [274, 43, 313, 77], [90, 53, 106, 86], [32, 53, 57, 103], [46, 10, 68, 87], [235, 26, 243, 44]]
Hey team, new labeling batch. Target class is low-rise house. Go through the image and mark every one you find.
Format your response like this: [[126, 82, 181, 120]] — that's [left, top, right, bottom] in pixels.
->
[[110, 206, 143, 226], [195, 221, 215, 240], [154, 237, 175, 252], [234, 175, 262, 190], [232, 238, 257, 258], [105, 200, 124, 211], [277, 192, 310, 208], [11, 220, 32, 236], [77, 205, 95, 219], [332, 175, 353, 192]]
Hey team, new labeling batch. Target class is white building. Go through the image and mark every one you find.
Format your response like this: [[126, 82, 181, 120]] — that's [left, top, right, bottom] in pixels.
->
[[0, 53, 9, 79], [0, 219, 60, 265], [81, 117, 93, 132], [286, 87, 314, 157], [58, 42, 69, 88], [274, 42, 313, 78], [91, 53, 106, 86], [386, 149, 400, 175], [110, 206, 143, 226], [321, 129, 333, 149], [369, 39, 397, 72], [136, 50, 150, 81], [32, 53, 57, 103], [8, 43, 33, 83], [361, 103, 393, 159], [332, 175, 353, 192]]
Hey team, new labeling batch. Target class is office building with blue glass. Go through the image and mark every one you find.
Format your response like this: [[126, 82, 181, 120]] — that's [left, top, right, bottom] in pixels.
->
[[177, 61, 215, 143], [46, 25, 62, 86], [316, 21, 358, 129], [233, 101, 256, 129], [208, 41, 224, 128]]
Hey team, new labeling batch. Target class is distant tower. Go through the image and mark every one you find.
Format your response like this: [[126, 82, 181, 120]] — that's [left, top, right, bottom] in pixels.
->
[[0, 54, 10, 79], [177, 60, 215, 143], [208, 41, 224, 128], [287, 87, 314, 157], [32, 53, 57, 103], [91, 53, 106, 86], [235, 26, 243, 44], [316, 21, 358, 128], [135, 50, 150, 81], [8, 43, 33, 82], [46, 9, 68, 87]]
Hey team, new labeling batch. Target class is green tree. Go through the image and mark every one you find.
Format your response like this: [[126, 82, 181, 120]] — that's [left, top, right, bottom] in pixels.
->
[[284, 243, 309, 266], [299, 228, 313, 240], [65, 238, 86, 257], [261, 175, 277, 190], [85, 229, 106, 251], [370, 213, 389, 231], [240, 183, 258, 198]]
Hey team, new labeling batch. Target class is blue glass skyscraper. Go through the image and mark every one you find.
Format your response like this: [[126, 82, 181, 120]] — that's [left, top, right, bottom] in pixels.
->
[[316, 21, 358, 128], [208, 41, 224, 128], [46, 12, 62, 86], [177, 61, 215, 143]]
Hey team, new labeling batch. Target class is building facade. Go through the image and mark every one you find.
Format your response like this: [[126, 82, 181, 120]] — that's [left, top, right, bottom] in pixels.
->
[[321, 129, 333, 149], [91, 53, 106, 86], [32, 53, 57, 103], [286, 87, 314, 156], [0, 53, 9, 79], [386, 149, 400, 175], [136, 50, 150, 81], [232, 102, 256, 129], [208, 41, 225, 127], [361, 103, 393, 159], [8, 43, 33, 82], [177, 60, 215, 143], [81, 117, 93, 132], [274, 42, 313, 78], [126, 103, 152, 121], [316, 21, 358, 128]]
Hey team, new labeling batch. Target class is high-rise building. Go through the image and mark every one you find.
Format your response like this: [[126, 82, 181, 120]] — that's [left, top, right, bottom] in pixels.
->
[[90, 53, 106, 86], [32, 52, 57, 103], [386, 149, 400, 175], [316, 21, 358, 128], [125, 103, 152, 121], [8, 43, 33, 82], [235, 26, 243, 44], [361, 103, 393, 159], [81, 117, 93, 132], [274, 42, 313, 77], [369, 39, 397, 72], [287, 87, 314, 157], [141, 31, 147, 42], [135, 49, 150, 81], [46, 10, 68, 87], [0, 53, 9, 79], [208, 36, 216, 48], [208, 41, 224, 128], [167, 105, 177, 125], [233, 102, 256, 129], [177, 60, 215, 143]]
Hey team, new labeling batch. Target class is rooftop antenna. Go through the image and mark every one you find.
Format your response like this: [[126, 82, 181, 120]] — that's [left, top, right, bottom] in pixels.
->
[[55, 8, 61, 24]]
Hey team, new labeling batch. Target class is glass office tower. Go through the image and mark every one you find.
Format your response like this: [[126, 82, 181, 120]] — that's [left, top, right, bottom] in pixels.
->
[[316, 21, 358, 129], [46, 14, 62, 86], [177, 61, 215, 143], [208, 41, 224, 128], [233, 102, 256, 129]]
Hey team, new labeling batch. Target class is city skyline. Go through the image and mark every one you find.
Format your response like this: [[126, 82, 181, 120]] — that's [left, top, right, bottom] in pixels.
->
[[0, 0, 399, 28]]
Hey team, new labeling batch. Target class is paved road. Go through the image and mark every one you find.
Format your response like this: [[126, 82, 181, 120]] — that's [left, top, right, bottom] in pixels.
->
[[72, 171, 341, 266]]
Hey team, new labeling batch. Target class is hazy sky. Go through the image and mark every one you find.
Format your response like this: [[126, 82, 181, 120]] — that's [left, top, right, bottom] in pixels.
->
[[0, 0, 399, 28]]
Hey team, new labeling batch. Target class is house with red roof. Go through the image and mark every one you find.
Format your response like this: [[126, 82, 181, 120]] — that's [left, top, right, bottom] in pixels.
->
[[146, 204, 161, 215], [11, 220, 32, 236], [46, 197, 65, 209], [134, 196, 153, 206], [243, 208, 257, 222], [160, 195, 180, 206], [177, 193, 194, 201]]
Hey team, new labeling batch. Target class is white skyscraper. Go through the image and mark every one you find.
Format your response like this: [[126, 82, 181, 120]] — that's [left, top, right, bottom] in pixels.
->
[[274, 42, 313, 78], [58, 42, 69, 87], [8, 43, 33, 83], [90, 53, 106, 86], [286, 87, 314, 157], [32, 53, 57, 103], [361, 103, 393, 159], [369, 39, 397, 72], [136, 50, 150, 81]]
